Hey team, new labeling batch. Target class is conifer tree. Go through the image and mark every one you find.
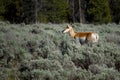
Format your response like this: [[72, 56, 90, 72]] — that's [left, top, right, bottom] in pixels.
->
[[87, 0, 112, 23], [109, 0, 120, 23], [22, 0, 35, 23], [41, 0, 69, 23], [0, 0, 6, 20]]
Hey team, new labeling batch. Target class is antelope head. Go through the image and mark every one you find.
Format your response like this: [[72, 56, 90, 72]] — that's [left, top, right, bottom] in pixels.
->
[[62, 24, 72, 33]]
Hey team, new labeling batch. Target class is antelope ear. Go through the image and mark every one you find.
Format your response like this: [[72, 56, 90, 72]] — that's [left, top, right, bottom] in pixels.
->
[[67, 24, 71, 28]]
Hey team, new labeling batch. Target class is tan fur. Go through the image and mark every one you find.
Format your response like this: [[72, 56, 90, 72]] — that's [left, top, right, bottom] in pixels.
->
[[62, 24, 99, 45], [75, 32, 93, 41]]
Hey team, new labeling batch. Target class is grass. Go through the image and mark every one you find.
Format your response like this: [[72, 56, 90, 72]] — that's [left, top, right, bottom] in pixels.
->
[[0, 21, 120, 80]]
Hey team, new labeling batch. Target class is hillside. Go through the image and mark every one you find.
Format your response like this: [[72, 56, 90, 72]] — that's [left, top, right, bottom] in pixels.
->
[[0, 22, 120, 80]]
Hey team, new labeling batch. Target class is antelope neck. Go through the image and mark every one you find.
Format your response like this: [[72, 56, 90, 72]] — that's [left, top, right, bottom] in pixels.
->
[[69, 28, 76, 38]]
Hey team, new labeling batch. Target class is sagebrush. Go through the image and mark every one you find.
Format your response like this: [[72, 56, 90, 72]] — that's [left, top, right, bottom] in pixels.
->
[[0, 22, 120, 80]]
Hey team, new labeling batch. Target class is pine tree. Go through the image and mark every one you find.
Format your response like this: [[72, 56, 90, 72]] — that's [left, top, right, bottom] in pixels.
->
[[2, 0, 23, 23], [43, 0, 69, 23], [15, 0, 23, 23], [22, 0, 35, 23], [109, 0, 120, 24], [0, 0, 6, 20], [87, 0, 112, 23], [68, 0, 75, 22]]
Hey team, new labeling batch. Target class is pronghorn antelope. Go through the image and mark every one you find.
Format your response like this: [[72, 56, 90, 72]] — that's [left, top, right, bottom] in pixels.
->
[[62, 24, 99, 45]]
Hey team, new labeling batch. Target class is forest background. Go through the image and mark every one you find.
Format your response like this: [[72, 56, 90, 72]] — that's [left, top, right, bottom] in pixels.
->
[[0, 0, 120, 24]]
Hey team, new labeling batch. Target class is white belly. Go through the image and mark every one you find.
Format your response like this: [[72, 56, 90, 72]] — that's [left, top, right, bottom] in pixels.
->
[[79, 37, 86, 40]]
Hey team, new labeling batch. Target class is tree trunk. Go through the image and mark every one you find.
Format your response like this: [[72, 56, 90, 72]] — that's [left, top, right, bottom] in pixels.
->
[[35, 0, 38, 24], [72, 0, 75, 22], [78, 0, 82, 23]]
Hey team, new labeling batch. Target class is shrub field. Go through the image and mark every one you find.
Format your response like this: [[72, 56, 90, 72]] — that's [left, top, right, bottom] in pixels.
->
[[0, 22, 120, 80]]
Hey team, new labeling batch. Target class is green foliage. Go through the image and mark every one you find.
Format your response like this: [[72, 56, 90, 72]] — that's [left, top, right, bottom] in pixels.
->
[[109, 0, 120, 23], [0, 0, 6, 20], [0, 0, 120, 23], [0, 23, 120, 80], [87, 0, 112, 23], [39, 0, 69, 23]]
